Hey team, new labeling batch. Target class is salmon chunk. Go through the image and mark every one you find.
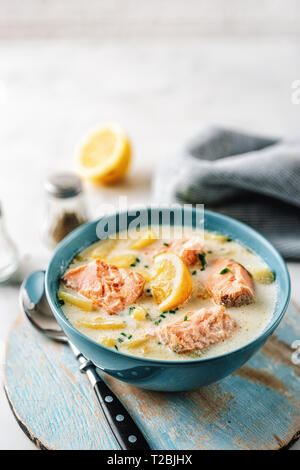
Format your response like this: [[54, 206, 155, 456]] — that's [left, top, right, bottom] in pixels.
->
[[147, 237, 205, 267], [156, 305, 236, 353], [171, 237, 205, 266], [62, 259, 145, 315], [206, 258, 255, 307]]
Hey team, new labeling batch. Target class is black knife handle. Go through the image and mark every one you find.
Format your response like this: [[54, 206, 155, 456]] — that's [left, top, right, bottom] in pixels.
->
[[93, 379, 150, 450], [75, 349, 150, 450]]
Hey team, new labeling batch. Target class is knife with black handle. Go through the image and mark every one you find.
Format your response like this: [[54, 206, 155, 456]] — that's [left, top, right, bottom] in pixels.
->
[[70, 343, 151, 450]]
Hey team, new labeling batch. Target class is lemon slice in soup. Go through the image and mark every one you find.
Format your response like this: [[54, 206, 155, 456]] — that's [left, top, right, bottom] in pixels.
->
[[151, 253, 193, 311]]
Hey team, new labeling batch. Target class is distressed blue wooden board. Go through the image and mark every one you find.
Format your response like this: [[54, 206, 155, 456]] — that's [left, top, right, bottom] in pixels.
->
[[4, 303, 300, 450]]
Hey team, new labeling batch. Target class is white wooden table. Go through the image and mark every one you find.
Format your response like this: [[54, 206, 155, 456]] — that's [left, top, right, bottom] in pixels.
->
[[0, 39, 299, 450]]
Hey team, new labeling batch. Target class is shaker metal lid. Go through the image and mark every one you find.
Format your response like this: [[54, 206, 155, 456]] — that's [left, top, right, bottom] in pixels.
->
[[45, 172, 83, 198]]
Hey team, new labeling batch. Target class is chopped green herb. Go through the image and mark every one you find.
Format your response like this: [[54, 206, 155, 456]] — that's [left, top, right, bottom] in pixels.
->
[[157, 342, 162, 345], [130, 263, 136, 267], [136, 257, 140, 264], [146, 289, 151, 293], [128, 335, 132, 340], [227, 237, 233, 242], [207, 250, 213, 254], [129, 306, 136, 313], [192, 270, 197, 275], [118, 338, 124, 343], [160, 314, 166, 318], [154, 319, 162, 326], [220, 268, 232, 275], [168, 310, 176, 314], [114, 345, 119, 351], [198, 253, 207, 271], [58, 299, 65, 306], [121, 332, 127, 337], [184, 315, 188, 321], [144, 265, 149, 268], [163, 242, 169, 247]]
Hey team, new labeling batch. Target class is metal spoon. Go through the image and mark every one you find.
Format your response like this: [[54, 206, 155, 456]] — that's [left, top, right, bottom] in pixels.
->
[[20, 270, 150, 450]]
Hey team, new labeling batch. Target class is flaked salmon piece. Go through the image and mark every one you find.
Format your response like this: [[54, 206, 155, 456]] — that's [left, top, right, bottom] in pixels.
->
[[155, 305, 236, 353], [146, 237, 205, 267], [206, 258, 255, 308], [62, 259, 145, 315], [171, 237, 205, 266]]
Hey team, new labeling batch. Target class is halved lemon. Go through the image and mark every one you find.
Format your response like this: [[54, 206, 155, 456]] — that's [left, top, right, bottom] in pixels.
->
[[150, 253, 193, 312], [75, 122, 132, 184]]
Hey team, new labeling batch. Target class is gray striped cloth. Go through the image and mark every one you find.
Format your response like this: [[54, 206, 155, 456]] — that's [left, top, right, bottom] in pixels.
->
[[152, 127, 300, 259]]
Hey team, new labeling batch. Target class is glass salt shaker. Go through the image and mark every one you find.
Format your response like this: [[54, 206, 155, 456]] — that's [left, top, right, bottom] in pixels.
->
[[0, 202, 19, 283], [42, 172, 88, 249]]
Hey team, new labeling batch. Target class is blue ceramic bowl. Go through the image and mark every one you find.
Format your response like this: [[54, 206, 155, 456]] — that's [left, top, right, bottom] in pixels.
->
[[45, 207, 290, 391]]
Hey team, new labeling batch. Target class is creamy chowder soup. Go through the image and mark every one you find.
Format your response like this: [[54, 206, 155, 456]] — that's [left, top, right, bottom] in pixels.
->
[[59, 227, 277, 361]]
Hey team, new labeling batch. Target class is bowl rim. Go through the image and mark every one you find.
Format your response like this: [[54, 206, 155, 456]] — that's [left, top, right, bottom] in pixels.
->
[[45, 207, 291, 366]]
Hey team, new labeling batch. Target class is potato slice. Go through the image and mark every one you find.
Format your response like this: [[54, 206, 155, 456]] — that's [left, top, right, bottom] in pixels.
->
[[58, 290, 94, 311], [195, 285, 210, 300], [249, 267, 275, 284], [204, 232, 228, 243], [91, 239, 116, 260], [100, 336, 116, 348], [126, 337, 149, 349], [130, 229, 157, 250], [106, 253, 137, 268], [75, 319, 126, 330], [131, 306, 147, 321]]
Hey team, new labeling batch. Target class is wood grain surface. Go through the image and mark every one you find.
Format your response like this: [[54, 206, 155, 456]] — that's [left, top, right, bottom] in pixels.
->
[[3, 303, 300, 450]]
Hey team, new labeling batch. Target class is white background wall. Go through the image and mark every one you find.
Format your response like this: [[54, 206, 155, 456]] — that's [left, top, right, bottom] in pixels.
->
[[0, 0, 299, 450], [1, 0, 300, 39]]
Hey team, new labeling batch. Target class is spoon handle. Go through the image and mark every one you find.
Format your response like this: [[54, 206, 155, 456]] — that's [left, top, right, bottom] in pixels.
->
[[74, 350, 150, 450]]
